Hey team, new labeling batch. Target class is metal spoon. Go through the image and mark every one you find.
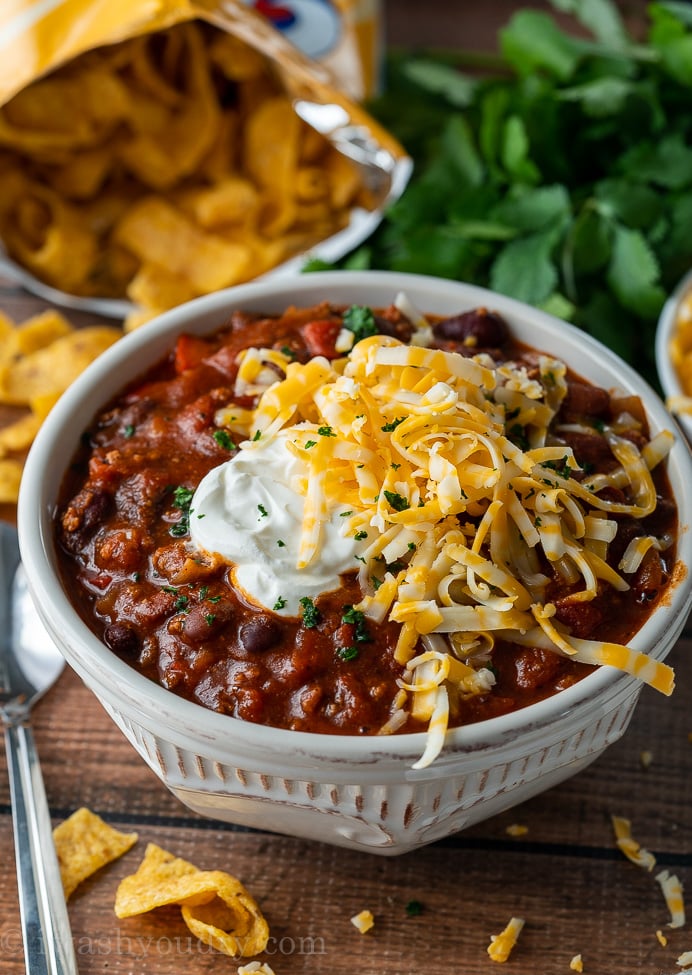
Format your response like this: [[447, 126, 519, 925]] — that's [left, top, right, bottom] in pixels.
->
[[0, 523, 78, 974]]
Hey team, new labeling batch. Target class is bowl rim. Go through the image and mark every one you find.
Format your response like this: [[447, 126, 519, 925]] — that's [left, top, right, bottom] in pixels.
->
[[656, 268, 692, 442], [18, 270, 692, 768]]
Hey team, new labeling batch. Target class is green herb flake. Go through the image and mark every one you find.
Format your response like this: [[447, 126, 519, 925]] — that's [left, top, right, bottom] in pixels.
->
[[258, 504, 269, 518], [337, 645, 359, 662], [381, 416, 406, 432], [299, 596, 321, 628], [273, 596, 287, 611], [317, 425, 336, 437], [123, 424, 135, 439], [213, 429, 236, 451], [304, 440, 318, 449], [343, 305, 378, 341], [384, 490, 410, 511], [169, 485, 194, 537], [405, 900, 424, 917]]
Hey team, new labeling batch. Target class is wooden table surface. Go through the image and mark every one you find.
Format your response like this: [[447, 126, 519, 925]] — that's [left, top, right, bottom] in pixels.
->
[[2, 2, 691, 973]]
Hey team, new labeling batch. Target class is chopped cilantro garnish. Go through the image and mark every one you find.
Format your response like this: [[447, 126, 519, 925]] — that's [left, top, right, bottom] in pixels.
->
[[317, 425, 336, 437], [343, 304, 378, 341], [257, 504, 268, 518], [354, 530, 368, 540], [169, 485, 194, 537], [337, 645, 359, 661], [406, 900, 423, 917], [299, 596, 321, 628], [381, 416, 406, 432], [277, 539, 286, 547], [273, 596, 287, 610], [384, 490, 410, 511], [341, 605, 370, 643], [252, 429, 262, 441], [213, 429, 236, 451], [123, 424, 135, 438], [304, 440, 317, 449], [204, 613, 216, 625]]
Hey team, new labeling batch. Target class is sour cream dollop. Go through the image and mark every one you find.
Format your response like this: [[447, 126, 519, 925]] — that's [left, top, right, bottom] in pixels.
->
[[190, 431, 363, 615]]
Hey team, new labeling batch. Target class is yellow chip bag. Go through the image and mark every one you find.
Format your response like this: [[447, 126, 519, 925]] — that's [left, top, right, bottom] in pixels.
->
[[115, 843, 269, 959], [53, 807, 139, 900], [0, 2, 410, 326], [0, 459, 23, 503]]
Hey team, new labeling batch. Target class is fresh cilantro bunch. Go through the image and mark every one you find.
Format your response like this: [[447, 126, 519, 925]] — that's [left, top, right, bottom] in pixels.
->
[[329, 0, 692, 387]]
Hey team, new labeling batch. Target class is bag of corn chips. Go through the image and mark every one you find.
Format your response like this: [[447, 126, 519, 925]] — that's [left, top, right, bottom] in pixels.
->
[[0, 0, 407, 326]]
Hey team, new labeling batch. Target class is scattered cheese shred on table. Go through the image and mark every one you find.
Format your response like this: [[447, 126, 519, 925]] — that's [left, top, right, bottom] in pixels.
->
[[678, 950, 692, 969], [569, 954, 584, 972], [237, 964, 276, 975], [351, 909, 375, 934], [487, 916, 525, 963], [640, 749, 653, 769], [220, 321, 677, 768], [505, 824, 528, 838], [656, 869, 686, 929], [657, 929, 669, 947], [611, 815, 657, 871]]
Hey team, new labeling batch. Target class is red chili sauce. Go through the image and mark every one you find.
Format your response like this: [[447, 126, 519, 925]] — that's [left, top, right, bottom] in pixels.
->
[[55, 303, 678, 736]]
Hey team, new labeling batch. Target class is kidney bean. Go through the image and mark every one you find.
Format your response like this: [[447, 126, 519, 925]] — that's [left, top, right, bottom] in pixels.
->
[[432, 308, 509, 348], [238, 615, 281, 654], [179, 601, 235, 645], [560, 381, 610, 419]]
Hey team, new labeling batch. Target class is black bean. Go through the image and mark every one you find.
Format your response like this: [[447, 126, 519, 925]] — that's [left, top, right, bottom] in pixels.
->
[[238, 615, 281, 654], [432, 308, 509, 348], [104, 621, 140, 658]]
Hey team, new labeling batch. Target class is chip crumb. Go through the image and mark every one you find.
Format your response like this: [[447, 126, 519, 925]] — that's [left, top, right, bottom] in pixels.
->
[[640, 749, 653, 769], [611, 815, 656, 871], [351, 909, 375, 934], [569, 953, 583, 972], [505, 823, 528, 838], [53, 807, 138, 899], [657, 929, 668, 947], [678, 950, 692, 969], [487, 916, 525, 963]]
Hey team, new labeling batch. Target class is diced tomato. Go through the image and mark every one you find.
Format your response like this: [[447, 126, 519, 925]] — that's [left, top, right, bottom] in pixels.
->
[[174, 334, 213, 374], [301, 319, 342, 359]]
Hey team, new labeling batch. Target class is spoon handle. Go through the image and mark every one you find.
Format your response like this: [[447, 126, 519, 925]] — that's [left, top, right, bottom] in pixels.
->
[[4, 720, 78, 975]]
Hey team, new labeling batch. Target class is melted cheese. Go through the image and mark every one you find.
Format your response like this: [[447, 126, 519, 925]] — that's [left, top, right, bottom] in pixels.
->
[[487, 916, 525, 963], [205, 322, 676, 767]]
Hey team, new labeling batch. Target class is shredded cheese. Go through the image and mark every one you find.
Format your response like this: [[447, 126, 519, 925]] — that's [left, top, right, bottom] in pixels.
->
[[350, 909, 375, 934], [678, 950, 692, 969], [218, 316, 677, 768], [505, 824, 529, 838], [656, 929, 668, 947], [569, 954, 584, 973], [611, 816, 657, 871], [656, 869, 686, 929], [487, 916, 525, 963]]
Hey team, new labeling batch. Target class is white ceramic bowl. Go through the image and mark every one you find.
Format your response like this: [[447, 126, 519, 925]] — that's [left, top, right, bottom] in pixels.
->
[[656, 268, 692, 443], [18, 271, 692, 855]]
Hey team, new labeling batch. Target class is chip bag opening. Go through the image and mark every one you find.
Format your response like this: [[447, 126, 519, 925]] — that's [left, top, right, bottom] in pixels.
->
[[0, 1, 410, 327]]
